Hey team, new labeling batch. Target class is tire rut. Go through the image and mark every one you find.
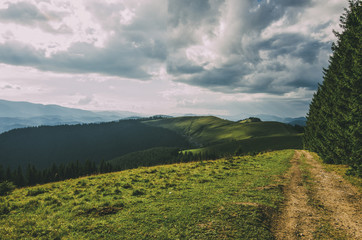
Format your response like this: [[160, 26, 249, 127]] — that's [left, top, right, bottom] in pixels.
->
[[273, 150, 362, 239], [301, 150, 362, 239], [273, 151, 319, 239]]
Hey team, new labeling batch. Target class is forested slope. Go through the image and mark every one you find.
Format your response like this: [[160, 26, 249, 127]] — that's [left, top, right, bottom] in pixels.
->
[[0, 120, 190, 170]]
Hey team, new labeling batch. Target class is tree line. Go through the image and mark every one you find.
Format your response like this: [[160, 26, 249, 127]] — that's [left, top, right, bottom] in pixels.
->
[[0, 148, 221, 189], [304, 0, 361, 176], [0, 119, 190, 170], [0, 160, 108, 188]]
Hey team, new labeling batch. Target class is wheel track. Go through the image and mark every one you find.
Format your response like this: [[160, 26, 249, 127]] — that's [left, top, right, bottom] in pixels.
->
[[273, 150, 362, 239]]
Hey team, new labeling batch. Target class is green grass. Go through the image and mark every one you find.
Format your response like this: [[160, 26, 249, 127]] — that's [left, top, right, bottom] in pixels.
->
[[144, 116, 300, 147], [309, 152, 362, 192], [0, 150, 294, 239], [184, 135, 303, 156]]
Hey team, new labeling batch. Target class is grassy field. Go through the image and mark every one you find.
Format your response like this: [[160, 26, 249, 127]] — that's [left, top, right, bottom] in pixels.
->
[[184, 135, 303, 156], [0, 150, 294, 239], [144, 116, 300, 147]]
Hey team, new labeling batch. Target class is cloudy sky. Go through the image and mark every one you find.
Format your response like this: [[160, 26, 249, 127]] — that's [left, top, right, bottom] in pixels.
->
[[0, 0, 347, 118]]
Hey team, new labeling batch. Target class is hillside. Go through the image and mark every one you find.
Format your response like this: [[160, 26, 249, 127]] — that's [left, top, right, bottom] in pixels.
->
[[1, 150, 360, 239], [144, 116, 300, 147], [0, 150, 295, 239], [0, 120, 190, 169], [142, 116, 303, 158], [185, 135, 302, 157], [0, 99, 138, 133], [0, 115, 303, 175]]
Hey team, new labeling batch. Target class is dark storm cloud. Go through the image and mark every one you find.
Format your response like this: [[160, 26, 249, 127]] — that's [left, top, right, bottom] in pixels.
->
[[259, 33, 328, 64], [0, 1, 72, 34], [167, 0, 224, 49], [168, 0, 219, 27], [0, 1, 47, 24], [0, 0, 341, 95], [167, 0, 333, 94], [0, 0, 167, 79], [167, 61, 205, 75], [0, 40, 153, 79]]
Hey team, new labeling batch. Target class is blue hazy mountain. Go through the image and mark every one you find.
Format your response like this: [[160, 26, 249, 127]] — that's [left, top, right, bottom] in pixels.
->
[[0, 99, 140, 133], [217, 113, 306, 126]]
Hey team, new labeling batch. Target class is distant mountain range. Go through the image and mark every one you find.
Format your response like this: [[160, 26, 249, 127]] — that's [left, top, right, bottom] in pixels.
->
[[0, 99, 141, 133], [0, 99, 306, 133], [219, 113, 306, 126]]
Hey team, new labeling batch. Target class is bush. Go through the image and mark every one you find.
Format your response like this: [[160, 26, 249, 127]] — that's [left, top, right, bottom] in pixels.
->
[[0, 181, 16, 196], [26, 188, 48, 196], [346, 164, 362, 178], [0, 203, 10, 216]]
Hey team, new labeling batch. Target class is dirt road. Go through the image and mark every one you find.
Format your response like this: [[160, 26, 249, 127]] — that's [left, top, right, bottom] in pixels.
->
[[273, 150, 362, 239]]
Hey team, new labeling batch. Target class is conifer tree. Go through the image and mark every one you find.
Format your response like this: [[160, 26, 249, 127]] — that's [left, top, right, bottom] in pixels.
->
[[0, 164, 4, 182], [14, 166, 25, 187], [304, 0, 361, 175]]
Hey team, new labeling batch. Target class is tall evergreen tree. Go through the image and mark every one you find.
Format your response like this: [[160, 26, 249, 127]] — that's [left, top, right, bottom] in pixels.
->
[[14, 166, 25, 187], [304, 0, 361, 176], [0, 164, 4, 182]]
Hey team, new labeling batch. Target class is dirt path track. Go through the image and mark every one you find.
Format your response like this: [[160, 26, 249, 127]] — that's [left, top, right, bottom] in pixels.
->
[[273, 150, 362, 239]]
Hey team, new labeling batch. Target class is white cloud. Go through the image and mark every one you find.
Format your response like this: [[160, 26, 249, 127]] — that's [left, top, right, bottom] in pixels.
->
[[0, 0, 350, 118]]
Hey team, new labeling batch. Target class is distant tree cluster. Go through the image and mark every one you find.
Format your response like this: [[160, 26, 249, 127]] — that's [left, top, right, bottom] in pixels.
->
[[238, 117, 262, 123], [304, 1, 361, 176], [0, 120, 190, 170], [0, 160, 113, 188], [0, 148, 220, 189], [110, 147, 220, 171]]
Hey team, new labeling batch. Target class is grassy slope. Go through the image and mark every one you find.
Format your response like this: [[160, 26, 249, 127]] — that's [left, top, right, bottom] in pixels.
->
[[0, 150, 294, 239], [0, 120, 190, 169], [144, 116, 302, 156], [144, 116, 299, 146], [186, 135, 303, 156]]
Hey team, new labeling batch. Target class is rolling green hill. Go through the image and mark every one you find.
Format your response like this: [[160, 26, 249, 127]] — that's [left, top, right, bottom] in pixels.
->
[[144, 116, 300, 147], [0, 120, 190, 170], [0, 115, 303, 187], [142, 116, 303, 157], [0, 150, 294, 239], [185, 135, 303, 156]]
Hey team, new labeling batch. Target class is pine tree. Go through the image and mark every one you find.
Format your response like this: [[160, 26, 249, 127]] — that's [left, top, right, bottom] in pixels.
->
[[14, 166, 25, 187], [304, 0, 361, 175], [0, 164, 4, 182]]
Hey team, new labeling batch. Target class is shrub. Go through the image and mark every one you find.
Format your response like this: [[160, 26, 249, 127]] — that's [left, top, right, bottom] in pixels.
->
[[0, 181, 16, 196], [132, 189, 146, 196], [26, 188, 48, 196], [0, 203, 10, 216]]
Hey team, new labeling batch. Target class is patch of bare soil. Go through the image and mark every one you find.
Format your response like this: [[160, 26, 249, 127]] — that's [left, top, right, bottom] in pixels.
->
[[273, 150, 362, 239], [302, 150, 362, 239], [273, 151, 320, 239]]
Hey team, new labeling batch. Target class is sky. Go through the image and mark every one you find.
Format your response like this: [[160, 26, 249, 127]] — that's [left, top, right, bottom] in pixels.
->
[[0, 0, 347, 118]]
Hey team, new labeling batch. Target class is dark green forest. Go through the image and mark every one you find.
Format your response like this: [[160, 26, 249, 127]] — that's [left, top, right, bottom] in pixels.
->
[[0, 120, 190, 170], [304, 0, 361, 176]]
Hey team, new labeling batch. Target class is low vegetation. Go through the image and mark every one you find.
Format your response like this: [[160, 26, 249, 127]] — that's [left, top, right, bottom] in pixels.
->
[[184, 135, 302, 157], [145, 116, 301, 147], [0, 150, 294, 239], [309, 152, 362, 192]]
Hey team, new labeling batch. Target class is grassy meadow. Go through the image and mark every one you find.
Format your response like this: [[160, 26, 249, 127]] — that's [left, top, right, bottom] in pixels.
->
[[184, 135, 302, 157], [0, 150, 294, 239], [144, 116, 301, 146]]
